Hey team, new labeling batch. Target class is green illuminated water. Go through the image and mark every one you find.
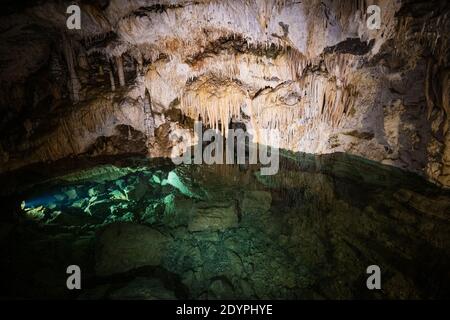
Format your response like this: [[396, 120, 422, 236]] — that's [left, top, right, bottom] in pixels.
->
[[1, 152, 450, 299]]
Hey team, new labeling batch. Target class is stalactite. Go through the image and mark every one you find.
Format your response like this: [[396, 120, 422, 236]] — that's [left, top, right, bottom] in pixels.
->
[[442, 70, 449, 134], [115, 55, 125, 87], [287, 49, 307, 80], [425, 59, 434, 120], [144, 89, 155, 139], [62, 33, 81, 103], [188, 50, 302, 91], [247, 99, 259, 143], [109, 68, 116, 91]]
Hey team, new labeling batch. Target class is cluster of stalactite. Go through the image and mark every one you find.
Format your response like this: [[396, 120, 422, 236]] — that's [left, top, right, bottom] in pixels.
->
[[251, 58, 358, 147], [180, 76, 247, 136], [63, 0, 373, 149], [62, 32, 136, 100], [174, 49, 359, 149], [4, 0, 450, 188], [389, 6, 450, 135], [9, 0, 374, 158], [30, 97, 117, 162], [1, 93, 147, 173]]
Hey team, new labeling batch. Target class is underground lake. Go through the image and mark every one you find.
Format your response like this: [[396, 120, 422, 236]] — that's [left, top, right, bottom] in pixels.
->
[[1, 151, 449, 299]]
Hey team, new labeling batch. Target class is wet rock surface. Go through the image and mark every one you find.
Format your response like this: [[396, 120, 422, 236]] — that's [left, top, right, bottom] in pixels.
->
[[95, 223, 170, 277]]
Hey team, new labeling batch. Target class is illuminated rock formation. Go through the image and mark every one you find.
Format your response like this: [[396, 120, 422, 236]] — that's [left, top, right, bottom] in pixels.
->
[[0, 0, 449, 187]]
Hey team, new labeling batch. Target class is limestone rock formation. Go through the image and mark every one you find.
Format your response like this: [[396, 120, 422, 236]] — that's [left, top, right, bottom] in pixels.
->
[[188, 203, 238, 232], [241, 190, 272, 215], [95, 222, 170, 276], [0, 0, 449, 188]]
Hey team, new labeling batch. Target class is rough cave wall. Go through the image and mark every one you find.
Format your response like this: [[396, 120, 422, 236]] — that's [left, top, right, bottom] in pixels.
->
[[0, 0, 449, 187]]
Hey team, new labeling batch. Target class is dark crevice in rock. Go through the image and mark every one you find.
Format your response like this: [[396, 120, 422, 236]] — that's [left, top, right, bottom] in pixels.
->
[[88, 265, 189, 299], [323, 38, 375, 56], [185, 34, 285, 65]]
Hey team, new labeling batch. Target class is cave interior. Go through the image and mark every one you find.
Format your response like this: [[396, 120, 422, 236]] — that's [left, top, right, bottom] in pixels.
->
[[0, 0, 449, 300]]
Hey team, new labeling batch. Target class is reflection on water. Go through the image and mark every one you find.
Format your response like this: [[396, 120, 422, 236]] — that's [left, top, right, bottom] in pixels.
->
[[1, 152, 449, 299]]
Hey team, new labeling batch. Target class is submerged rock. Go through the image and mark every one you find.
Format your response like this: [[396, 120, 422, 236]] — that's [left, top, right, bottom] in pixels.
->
[[84, 199, 112, 218], [125, 176, 149, 201], [23, 205, 46, 221], [95, 223, 170, 276], [64, 188, 78, 201], [241, 190, 272, 215], [51, 211, 102, 226], [6, 155, 450, 299], [88, 184, 106, 197], [162, 194, 194, 227], [188, 203, 238, 232], [71, 198, 88, 209], [108, 277, 177, 300], [208, 278, 235, 299]]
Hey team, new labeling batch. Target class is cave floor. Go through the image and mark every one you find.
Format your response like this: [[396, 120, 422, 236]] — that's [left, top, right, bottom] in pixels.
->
[[0, 152, 449, 299]]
